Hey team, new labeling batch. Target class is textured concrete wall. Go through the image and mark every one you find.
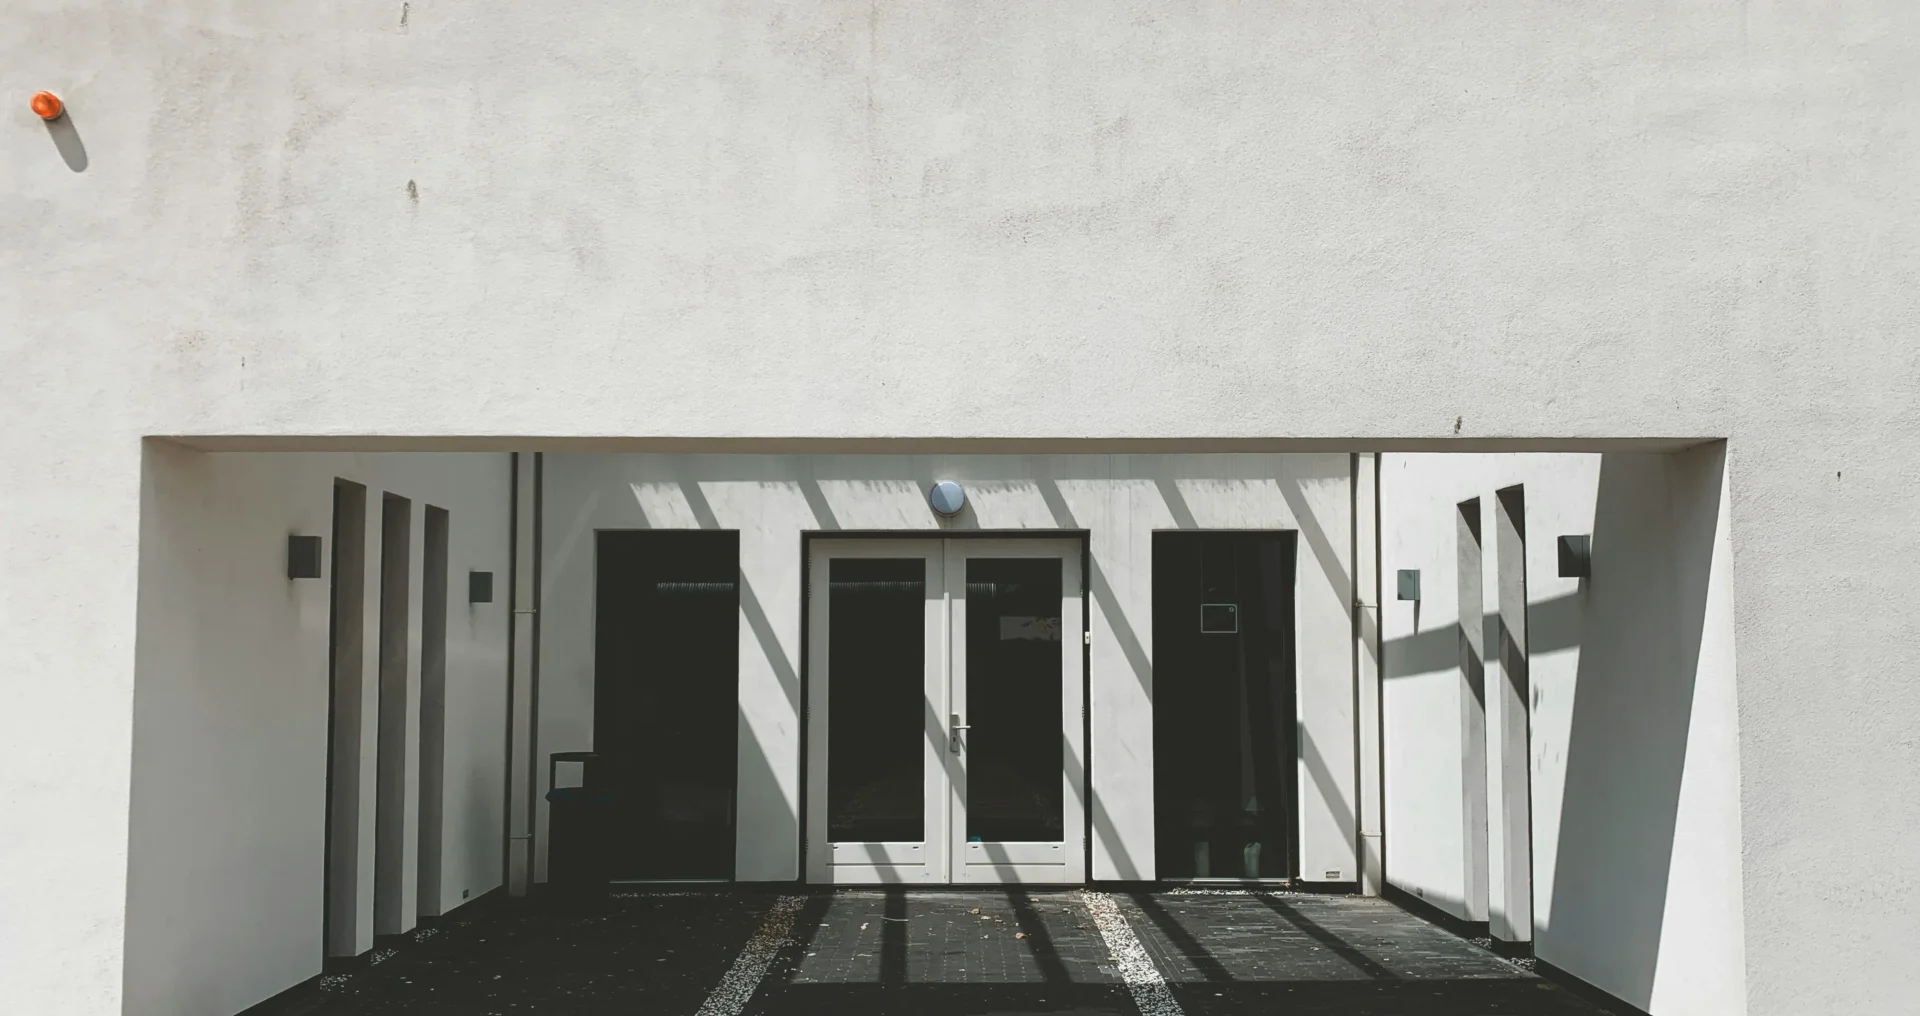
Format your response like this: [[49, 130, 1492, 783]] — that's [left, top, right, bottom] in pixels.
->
[[2, 3, 1917, 1013], [539, 453, 1355, 885], [122, 448, 511, 1016]]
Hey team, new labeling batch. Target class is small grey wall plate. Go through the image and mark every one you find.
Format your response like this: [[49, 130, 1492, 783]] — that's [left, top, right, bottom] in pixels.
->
[[1200, 603, 1239, 633]]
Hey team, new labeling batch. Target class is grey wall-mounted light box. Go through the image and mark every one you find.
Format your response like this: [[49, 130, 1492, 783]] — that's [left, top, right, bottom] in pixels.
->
[[1558, 535, 1592, 578], [287, 535, 323, 579], [1396, 569, 1421, 601], [469, 571, 495, 604]]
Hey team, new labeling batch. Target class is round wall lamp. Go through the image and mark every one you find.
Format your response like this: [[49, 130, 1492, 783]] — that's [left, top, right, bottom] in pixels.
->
[[928, 480, 966, 517], [30, 91, 64, 121]]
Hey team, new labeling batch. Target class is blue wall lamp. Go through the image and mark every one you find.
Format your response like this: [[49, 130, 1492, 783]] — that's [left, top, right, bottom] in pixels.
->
[[929, 480, 966, 517]]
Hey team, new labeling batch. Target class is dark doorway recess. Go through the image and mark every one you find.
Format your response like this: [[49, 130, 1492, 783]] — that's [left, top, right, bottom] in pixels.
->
[[594, 531, 740, 880], [1153, 531, 1299, 881]]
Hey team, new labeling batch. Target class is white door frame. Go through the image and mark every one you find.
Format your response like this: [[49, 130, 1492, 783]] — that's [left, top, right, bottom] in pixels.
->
[[804, 536, 1086, 885], [804, 539, 948, 885], [947, 538, 1087, 885]]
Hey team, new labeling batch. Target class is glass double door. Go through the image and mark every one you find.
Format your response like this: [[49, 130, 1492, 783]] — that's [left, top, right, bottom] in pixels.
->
[[805, 538, 1086, 885]]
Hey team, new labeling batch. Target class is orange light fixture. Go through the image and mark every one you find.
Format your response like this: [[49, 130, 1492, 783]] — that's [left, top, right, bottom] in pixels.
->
[[30, 91, 64, 121]]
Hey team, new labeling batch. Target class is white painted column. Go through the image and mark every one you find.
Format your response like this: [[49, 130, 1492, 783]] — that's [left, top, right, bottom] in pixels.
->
[[1456, 498, 1490, 923], [1481, 491, 1507, 937], [325, 482, 375, 958], [415, 507, 450, 919], [1489, 486, 1533, 943], [374, 495, 421, 936], [732, 475, 808, 882], [400, 504, 427, 929], [351, 490, 383, 953], [1354, 453, 1384, 896], [505, 453, 540, 896], [1090, 459, 1151, 881]]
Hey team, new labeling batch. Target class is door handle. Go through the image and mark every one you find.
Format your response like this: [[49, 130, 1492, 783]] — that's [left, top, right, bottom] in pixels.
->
[[949, 713, 970, 754]]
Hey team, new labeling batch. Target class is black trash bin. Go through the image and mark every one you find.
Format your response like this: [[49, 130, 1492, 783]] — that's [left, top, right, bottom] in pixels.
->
[[545, 752, 614, 910]]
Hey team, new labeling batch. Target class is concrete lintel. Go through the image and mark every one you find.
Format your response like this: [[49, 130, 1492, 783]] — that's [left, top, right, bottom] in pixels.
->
[[157, 435, 1718, 455]]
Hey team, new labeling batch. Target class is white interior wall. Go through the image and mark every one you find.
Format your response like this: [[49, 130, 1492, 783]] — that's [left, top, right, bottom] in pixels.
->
[[125, 444, 512, 1016], [1382, 459, 1511, 918], [1380, 497, 1470, 918], [1380, 450, 1744, 1015], [538, 452, 1356, 885], [1541, 446, 1746, 1015]]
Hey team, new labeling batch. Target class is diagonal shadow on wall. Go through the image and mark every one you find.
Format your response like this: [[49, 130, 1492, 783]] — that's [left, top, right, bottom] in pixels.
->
[[1381, 592, 1583, 680], [626, 479, 803, 881], [1540, 448, 1722, 1010], [1034, 477, 1147, 880]]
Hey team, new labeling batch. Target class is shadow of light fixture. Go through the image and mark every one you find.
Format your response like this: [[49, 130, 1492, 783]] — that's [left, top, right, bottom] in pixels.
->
[[1396, 569, 1421, 601], [469, 570, 495, 603], [287, 535, 324, 579], [31, 91, 63, 121], [31, 91, 88, 172], [1557, 535, 1592, 578]]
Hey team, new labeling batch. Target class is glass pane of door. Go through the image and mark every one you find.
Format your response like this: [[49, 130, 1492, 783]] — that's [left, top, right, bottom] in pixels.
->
[[962, 557, 1064, 843], [827, 558, 926, 843]]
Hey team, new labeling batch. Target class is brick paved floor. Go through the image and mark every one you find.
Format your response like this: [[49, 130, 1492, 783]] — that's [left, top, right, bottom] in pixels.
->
[[255, 889, 1615, 1016], [1114, 892, 1604, 1015]]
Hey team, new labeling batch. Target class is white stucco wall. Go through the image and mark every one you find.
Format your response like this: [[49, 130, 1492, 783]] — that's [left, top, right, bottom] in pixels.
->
[[121, 446, 511, 1016], [1382, 455, 1603, 921], [539, 453, 1355, 885], [1381, 451, 1745, 1015], [3, 3, 1918, 1013]]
